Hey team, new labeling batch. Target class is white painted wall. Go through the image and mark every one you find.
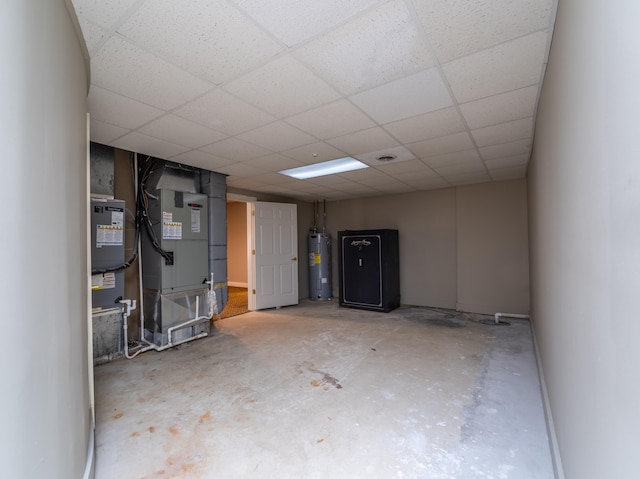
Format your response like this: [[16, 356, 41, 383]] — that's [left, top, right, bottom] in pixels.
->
[[0, 1, 92, 477], [325, 180, 529, 312], [528, 0, 640, 477], [456, 179, 529, 314]]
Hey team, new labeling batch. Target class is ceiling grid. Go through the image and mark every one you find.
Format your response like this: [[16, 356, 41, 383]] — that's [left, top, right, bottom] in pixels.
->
[[72, 0, 557, 200]]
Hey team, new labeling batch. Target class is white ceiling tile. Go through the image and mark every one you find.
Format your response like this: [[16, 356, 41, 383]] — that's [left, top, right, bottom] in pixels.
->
[[350, 68, 453, 124], [307, 175, 352, 187], [111, 132, 190, 159], [284, 182, 330, 193], [138, 115, 228, 148], [434, 160, 487, 176], [88, 85, 163, 129], [237, 122, 316, 152], [76, 17, 108, 53], [320, 189, 360, 199], [91, 37, 211, 110], [409, 132, 475, 159], [289, 193, 326, 201], [246, 173, 293, 186], [423, 149, 481, 168], [332, 183, 381, 194], [286, 100, 376, 140], [442, 31, 548, 103], [117, 0, 283, 85], [282, 142, 348, 165], [378, 160, 436, 175], [326, 127, 399, 156], [383, 107, 466, 144], [296, 0, 433, 95], [215, 162, 268, 178], [226, 177, 265, 190], [90, 119, 130, 144], [200, 137, 272, 161], [233, 0, 379, 47], [484, 154, 529, 169], [413, 0, 552, 62], [355, 145, 415, 167], [168, 150, 235, 171], [479, 138, 532, 160], [224, 55, 340, 119], [471, 118, 533, 148], [372, 182, 416, 194], [353, 173, 396, 187], [73, 0, 142, 30], [173, 89, 275, 136], [460, 86, 538, 130], [489, 164, 528, 180], [338, 167, 390, 181], [446, 171, 492, 185], [402, 176, 450, 190], [242, 154, 305, 172], [387, 166, 439, 179]]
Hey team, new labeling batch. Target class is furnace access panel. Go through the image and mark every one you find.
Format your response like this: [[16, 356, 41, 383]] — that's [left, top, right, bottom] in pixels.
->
[[141, 189, 209, 294], [90, 198, 125, 310]]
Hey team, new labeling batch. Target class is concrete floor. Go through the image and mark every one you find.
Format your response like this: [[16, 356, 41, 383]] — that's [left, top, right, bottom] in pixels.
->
[[94, 300, 554, 478]]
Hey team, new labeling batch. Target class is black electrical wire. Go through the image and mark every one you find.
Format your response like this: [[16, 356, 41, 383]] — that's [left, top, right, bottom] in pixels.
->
[[92, 155, 189, 275], [136, 156, 173, 264]]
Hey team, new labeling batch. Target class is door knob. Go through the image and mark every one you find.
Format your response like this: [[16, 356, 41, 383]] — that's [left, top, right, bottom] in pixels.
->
[[292, 257, 297, 261]]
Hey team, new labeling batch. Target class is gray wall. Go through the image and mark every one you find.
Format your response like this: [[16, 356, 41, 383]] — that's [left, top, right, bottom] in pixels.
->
[[324, 179, 529, 313], [528, 0, 640, 477], [0, 0, 93, 477]]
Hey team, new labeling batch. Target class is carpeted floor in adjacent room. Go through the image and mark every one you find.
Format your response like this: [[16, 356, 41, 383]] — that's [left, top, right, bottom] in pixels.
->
[[219, 286, 249, 319]]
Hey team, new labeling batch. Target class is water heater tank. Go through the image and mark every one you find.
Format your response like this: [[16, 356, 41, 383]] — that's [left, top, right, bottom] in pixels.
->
[[308, 232, 332, 300]]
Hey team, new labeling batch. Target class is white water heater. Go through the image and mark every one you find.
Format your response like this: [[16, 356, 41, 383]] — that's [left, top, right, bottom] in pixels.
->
[[308, 232, 332, 300]]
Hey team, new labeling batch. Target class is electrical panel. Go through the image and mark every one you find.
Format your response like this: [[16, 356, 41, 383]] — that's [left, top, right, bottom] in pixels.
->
[[90, 199, 125, 310]]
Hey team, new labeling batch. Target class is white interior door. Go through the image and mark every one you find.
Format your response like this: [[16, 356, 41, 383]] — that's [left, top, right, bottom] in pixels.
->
[[254, 201, 298, 310]]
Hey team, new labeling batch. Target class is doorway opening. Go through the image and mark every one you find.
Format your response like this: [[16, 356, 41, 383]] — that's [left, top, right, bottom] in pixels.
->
[[222, 193, 256, 318]]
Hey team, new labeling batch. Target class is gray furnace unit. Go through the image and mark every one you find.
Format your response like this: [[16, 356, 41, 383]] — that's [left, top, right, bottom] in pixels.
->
[[141, 188, 211, 345], [90, 198, 125, 310]]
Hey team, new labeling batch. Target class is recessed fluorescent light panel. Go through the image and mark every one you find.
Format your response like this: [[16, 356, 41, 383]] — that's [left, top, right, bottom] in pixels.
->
[[279, 157, 368, 180]]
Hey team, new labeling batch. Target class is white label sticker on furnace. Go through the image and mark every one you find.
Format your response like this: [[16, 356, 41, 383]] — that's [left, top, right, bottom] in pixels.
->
[[162, 211, 172, 223], [191, 208, 201, 233], [111, 210, 124, 227], [101, 273, 116, 289], [91, 274, 103, 289], [96, 224, 123, 247], [163, 221, 182, 240]]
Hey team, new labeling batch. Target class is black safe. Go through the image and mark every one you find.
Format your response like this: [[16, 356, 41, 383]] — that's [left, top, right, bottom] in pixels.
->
[[338, 229, 400, 312]]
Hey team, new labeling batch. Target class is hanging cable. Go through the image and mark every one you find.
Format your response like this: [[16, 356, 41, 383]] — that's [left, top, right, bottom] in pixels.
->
[[136, 156, 174, 264]]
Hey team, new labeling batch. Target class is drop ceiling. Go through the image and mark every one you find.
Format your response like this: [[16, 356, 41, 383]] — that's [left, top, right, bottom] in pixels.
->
[[72, 0, 556, 201]]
